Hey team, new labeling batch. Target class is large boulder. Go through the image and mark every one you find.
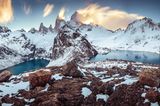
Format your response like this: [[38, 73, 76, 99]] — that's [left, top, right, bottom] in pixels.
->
[[0, 70, 12, 82], [61, 60, 83, 78], [139, 69, 160, 87], [28, 70, 52, 89]]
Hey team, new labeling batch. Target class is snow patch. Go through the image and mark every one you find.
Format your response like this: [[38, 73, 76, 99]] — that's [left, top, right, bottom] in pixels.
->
[[51, 73, 64, 80], [81, 87, 92, 98], [0, 81, 29, 96], [96, 94, 109, 102]]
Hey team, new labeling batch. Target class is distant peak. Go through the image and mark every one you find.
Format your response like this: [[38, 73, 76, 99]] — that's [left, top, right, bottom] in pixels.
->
[[49, 24, 54, 32], [0, 26, 11, 33], [125, 17, 159, 33], [54, 16, 66, 31], [39, 22, 48, 33]]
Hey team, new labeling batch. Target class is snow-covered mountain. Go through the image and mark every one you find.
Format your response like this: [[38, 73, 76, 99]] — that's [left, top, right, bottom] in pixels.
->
[[48, 24, 98, 67], [75, 17, 160, 54], [0, 15, 160, 69], [0, 24, 57, 70]]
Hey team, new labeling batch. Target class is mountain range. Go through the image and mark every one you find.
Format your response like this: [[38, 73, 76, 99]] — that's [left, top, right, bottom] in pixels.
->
[[0, 13, 160, 70]]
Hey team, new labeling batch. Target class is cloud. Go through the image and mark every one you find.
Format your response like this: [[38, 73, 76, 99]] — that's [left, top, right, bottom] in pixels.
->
[[75, 4, 144, 30], [58, 7, 65, 20], [43, 3, 54, 17], [24, 3, 32, 15], [0, 0, 13, 24]]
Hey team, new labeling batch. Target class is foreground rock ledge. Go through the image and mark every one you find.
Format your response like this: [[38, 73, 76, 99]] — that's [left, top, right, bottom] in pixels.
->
[[1, 61, 160, 106]]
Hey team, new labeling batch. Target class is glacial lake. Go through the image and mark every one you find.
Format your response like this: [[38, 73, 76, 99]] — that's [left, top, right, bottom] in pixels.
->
[[90, 50, 160, 65], [6, 59, 49, 75], [2, 50, 160, 75]]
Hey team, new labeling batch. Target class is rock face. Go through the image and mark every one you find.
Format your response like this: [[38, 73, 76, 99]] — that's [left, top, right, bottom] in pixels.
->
[[39, 23, 49, 34], [52, 25, 98, 62], [28, 70, 52, 89], [0, 70, 12, 82], [49, 25, 54, 32], [28, 28, 38, 34], [54, 17, 66, 31], [0, 46, 18, 58]]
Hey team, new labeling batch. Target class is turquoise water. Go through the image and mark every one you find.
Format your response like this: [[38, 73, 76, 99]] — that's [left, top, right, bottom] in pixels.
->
[[3, 50, 160, 75], [7, 59, 49, 75], [90, 50, 160, 64]]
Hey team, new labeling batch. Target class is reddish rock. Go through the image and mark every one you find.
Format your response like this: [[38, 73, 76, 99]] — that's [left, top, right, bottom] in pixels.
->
[[139, 69, 160, 87], [61, 60, 83, 78], [107, 82, 144, 106], [31, 78, 86, 106], [0, 70, 12, 82], [31, 93, 60, 106], [18, 87, 44, 99], [145, 89, 159, 103], [2, 94, 25, 106], [29, 70, 52, 89], [89, 78, 114, 95], [89, 78, 103, 94]]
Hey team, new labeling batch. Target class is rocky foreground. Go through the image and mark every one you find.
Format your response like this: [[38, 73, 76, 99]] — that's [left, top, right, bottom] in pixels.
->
[[0, 59, 160, 106]]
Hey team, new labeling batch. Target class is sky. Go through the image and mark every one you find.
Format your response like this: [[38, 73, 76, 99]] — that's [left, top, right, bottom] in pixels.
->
[[0, 0, 160, 31]]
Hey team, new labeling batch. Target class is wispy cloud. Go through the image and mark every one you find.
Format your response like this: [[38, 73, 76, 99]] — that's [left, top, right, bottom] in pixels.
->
[[24, 3, 32, 15], [58, 7, 65, 20], [0, 0, 13, 24], [75, 4, 144, 30], [43, 3, 54, 17]]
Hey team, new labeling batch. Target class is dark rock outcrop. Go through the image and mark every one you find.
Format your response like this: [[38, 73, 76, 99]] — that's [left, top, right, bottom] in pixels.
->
[[39, 23, 48, 34], [61, 60, 83, 78], [2, 95, 25, 106], [49, 25, 54, 32], [54, 17, 66, 31], [0, 45, 18, 58], [28, 28, 38, 34], [52, 26, 98, 62], [107, 82, 144, 106], [0, 26, 11, 33]]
